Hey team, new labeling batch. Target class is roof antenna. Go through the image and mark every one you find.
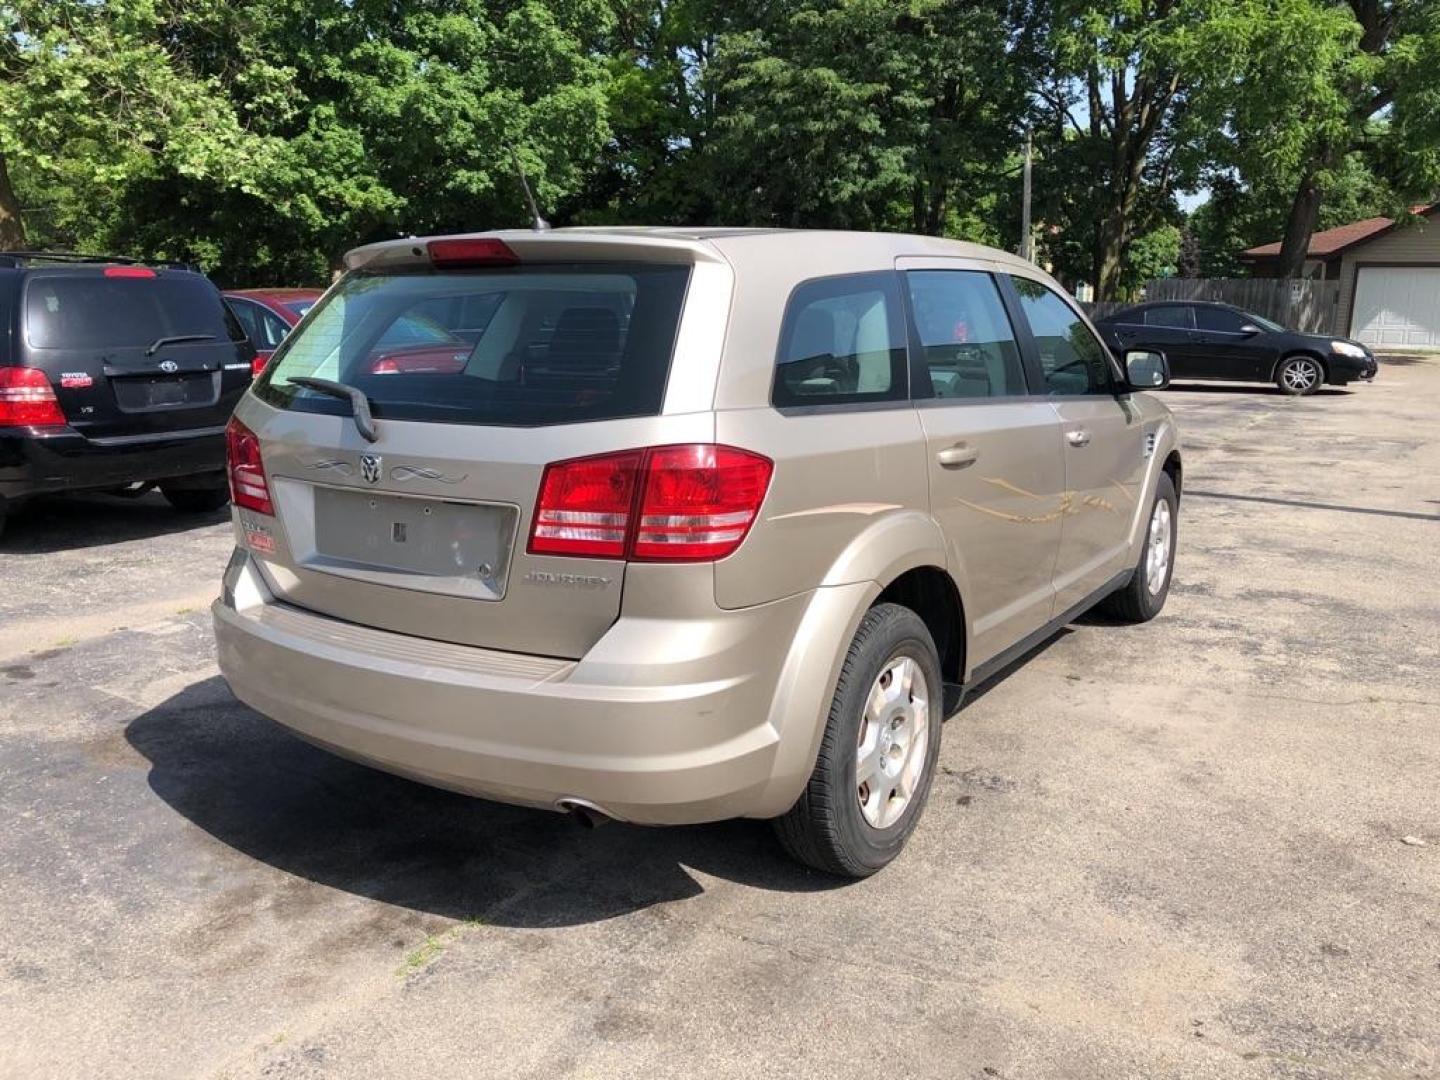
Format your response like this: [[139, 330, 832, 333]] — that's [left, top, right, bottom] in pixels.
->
[[509, 148, 550, 232]]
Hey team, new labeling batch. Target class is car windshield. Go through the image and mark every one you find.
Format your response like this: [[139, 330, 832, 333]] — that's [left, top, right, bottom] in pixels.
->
[[257, 262, 691, 427]]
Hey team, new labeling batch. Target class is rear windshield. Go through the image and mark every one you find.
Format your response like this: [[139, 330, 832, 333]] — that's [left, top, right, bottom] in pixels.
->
[[25, 273, 244, 350], [256, 263, 691, 427]]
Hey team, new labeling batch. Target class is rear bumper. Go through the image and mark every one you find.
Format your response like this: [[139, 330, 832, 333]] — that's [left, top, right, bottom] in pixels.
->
[[213, 551, 871, 825], [0, 425, 225, 503]]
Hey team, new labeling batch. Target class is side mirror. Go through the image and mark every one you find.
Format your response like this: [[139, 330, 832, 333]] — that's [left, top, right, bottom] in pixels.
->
[[1239, 324, 1261, 336], [1124, 348, 1169, 391]]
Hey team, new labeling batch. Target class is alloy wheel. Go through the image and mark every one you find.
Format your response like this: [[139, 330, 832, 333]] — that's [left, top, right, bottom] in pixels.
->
[[1282, 358, 1320, 393]]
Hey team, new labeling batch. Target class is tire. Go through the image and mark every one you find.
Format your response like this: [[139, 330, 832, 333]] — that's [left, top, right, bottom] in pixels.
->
[[773, 603, 944, 878], [1276, 354, 1323, 396], [1096, 471, 1177, 623], [160, 482, 230, 513]]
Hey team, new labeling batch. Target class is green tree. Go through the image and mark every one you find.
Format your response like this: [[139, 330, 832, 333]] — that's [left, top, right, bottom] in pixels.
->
[[0, 0, 256, 250], [1038, 0, 1288, 299], [1219, 0, 1440, 278], [699, 0, 1039, 239], [578, 0, 732, 225], [4, 1, 615, 281], [1189, 154, 1394, 275]]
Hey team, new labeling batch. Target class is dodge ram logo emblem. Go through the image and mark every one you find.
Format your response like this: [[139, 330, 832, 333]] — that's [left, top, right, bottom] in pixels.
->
[[158, 360, 179, 374], [360, 454, 382, 484]]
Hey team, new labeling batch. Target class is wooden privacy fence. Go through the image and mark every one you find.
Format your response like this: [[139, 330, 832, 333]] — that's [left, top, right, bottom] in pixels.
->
[[1080, 278, 1340, 333]]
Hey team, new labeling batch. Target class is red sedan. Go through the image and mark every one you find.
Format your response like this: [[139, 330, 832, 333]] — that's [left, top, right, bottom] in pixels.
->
[[223, 288, 323, 377], [224, 289, 473, 378]]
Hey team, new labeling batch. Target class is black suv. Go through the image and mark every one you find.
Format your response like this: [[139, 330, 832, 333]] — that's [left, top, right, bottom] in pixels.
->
[[1093, 300, 1378, 396], [0, 253, 255, 538]]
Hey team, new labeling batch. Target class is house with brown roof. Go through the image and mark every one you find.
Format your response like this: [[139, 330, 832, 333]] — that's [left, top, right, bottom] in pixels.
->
[[1239, 206, 1440, 349]]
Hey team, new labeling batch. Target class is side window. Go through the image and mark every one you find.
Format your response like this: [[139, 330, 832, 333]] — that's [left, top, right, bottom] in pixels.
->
[[1195, 306, 1246, 333], [904, 270, 1026, 399], [1144, 305, 1194, 329], [1010, 277, 1115, 396], [228, 299, 260, 343], [230, 299, 288, 350], [258, 308, 291, 350], [774, 272, 908, 407]]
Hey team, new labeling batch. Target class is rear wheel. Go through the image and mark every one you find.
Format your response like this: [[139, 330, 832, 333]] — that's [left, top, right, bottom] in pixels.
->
[[773, 604, 943, 878], [1096, 472, 1177, 623], [160, 481, 230, 514], [1276, 355, 1323, 396]]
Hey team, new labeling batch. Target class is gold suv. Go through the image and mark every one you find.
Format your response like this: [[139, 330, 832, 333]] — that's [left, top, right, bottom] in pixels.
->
[[214, 228, 1180, 877]]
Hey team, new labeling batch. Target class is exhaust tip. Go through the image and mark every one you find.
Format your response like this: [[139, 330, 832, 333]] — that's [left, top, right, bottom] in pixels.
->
[[556, 798, 615, 829]]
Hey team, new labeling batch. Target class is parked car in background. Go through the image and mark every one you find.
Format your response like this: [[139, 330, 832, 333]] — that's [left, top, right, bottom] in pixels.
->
[[1093, 300, 1378, 395], [214, 228, 1182, 878], [223, 288, 324, 377], [0, 252, 255, 539]]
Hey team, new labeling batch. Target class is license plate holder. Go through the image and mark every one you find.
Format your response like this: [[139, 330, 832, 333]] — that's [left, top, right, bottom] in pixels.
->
[[111, 372, 219, 412], [310, 486, 516, 599]]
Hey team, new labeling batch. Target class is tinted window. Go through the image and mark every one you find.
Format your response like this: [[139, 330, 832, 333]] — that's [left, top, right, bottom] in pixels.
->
[[1145, 305, 1194, 329], [229, 299, 290, 350], [1010, 277, 1114, 396], [1195, 306, 1247, 333], [774, 272, 908, 407], [905, 271, 1025, 399], [284, 299, 316, 318], [259, 263, 689, 428], [228, 298, 262, 343], [26, 273, 244, 350]]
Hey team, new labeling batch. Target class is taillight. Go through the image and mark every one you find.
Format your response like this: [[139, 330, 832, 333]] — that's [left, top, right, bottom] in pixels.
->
[[527, 445, 772, 563], [225, 416, 273, 515], [251, 352, 272, 379], [632, 445, 773, 561], [0, 367, 66, 427], [529, 449, 645, 558]]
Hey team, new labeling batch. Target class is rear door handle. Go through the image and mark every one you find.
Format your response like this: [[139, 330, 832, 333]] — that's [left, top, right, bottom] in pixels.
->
[[1066, 429, 1091, 448], [936, 443, 979, 469]]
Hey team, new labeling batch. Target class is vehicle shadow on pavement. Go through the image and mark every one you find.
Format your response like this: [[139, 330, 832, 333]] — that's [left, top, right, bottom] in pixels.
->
[[0, 492, 227, 554], [1165, 382, 1349, 396], [125, 677, 847, 929]]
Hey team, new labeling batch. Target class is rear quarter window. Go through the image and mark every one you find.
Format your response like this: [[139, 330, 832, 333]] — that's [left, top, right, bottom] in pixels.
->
[[25, 273, 244, 350], [772, 272, 908, 408], [257, 263, 690, 427]]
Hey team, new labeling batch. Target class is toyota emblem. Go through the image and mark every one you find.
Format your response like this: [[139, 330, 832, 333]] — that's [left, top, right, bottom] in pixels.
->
[[158, 360, 179, 374]]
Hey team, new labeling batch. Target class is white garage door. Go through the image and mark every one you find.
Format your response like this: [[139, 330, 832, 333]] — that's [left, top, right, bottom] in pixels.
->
[[1350, 266, 1440, 348]]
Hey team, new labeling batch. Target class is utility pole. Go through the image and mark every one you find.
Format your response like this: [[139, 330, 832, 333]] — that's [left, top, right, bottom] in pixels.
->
[[1018, 127, 1033, 262]]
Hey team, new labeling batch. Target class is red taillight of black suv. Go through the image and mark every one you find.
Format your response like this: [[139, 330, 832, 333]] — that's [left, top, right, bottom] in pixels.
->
[[528, 444, 773, 563], [0, 367, 66, 428]]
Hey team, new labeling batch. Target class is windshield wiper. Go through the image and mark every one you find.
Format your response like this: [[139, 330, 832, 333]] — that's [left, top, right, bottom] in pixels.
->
[[145, 334, 216, 356], [287, 376, 379, 443]]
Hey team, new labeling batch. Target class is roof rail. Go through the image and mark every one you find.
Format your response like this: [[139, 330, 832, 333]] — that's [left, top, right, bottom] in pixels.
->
[[0, 251, 199, 271]]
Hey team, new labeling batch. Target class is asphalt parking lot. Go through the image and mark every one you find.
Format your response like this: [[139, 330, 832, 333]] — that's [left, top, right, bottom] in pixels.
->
[[2, 358, 1437, 1080]]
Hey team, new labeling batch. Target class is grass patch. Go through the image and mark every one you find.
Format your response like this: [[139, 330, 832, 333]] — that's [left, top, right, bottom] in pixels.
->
[[400, 935, 445, 974], [395, 916, 486, 977]]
